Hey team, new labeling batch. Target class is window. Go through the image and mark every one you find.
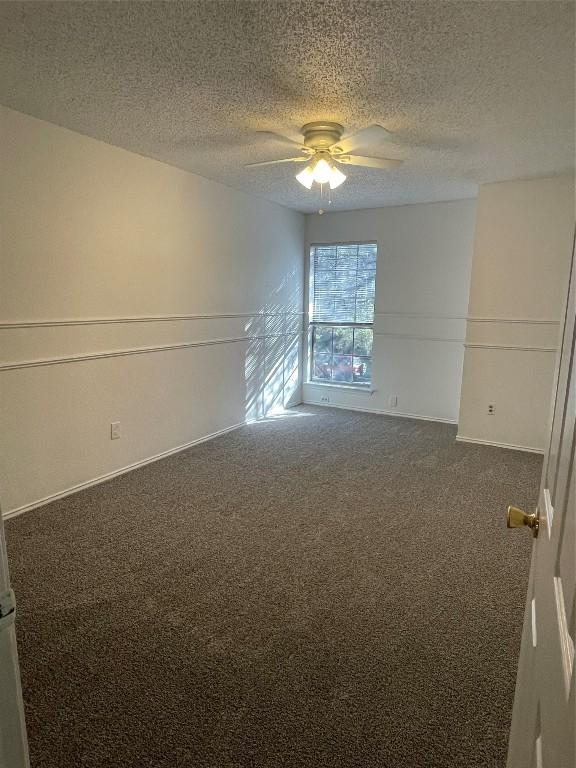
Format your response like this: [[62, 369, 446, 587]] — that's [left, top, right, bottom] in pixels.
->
[[308, 242, 377, 387]]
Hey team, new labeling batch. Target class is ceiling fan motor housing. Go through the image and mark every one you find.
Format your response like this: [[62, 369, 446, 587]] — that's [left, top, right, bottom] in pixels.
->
[[301, 122, 344, 151]]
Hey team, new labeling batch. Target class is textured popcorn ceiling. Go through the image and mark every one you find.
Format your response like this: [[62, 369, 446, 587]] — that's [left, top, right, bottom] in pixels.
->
[[0, 1, 574, 212]]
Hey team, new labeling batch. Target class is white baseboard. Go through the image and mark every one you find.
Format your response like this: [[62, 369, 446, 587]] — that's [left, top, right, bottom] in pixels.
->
[[302, 398, 458, 425], [2, 420, 247, 520], [455, 434, 544, 455], [10, 406, 539, 520]]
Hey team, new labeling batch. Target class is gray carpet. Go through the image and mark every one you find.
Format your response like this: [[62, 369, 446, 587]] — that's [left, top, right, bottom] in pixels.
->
[[5, 406, 541, 768]]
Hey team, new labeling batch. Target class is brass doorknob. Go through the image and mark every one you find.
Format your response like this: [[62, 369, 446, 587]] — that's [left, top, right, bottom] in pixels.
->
[[507, 505, 539, 537]]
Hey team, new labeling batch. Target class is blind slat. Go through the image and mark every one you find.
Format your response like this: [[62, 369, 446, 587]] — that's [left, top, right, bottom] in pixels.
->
[[310, 243, 377, 323]]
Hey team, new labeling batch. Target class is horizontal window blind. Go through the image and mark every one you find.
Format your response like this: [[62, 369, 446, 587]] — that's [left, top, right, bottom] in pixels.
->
[[310, 243, 377, 323]]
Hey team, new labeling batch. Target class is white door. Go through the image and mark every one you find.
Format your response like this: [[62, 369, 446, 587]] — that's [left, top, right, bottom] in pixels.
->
[[507, 235, 576, 768], [0, 506, 29, 768]]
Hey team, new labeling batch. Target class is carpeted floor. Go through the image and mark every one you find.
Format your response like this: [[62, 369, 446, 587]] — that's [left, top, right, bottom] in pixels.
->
[[5, 406, 541, 768]]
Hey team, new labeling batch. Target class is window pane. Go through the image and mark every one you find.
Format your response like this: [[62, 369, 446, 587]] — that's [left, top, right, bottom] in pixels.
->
[[311, 243, 377, 323], [313, 326, 333, 354], [316, 254, 335, 270], [353, 328, 373, 356], [333, 326, 353, 355], [332, 355, 353, 383], [332, 298, 356, 322], [310, 325, 373, 386], [355, 300, 374, 323], [358, 246, 377, 271], [353, 356, 372, 384], [312, 353, 332, 381]]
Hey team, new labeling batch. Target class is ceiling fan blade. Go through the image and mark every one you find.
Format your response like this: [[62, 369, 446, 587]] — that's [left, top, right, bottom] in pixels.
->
[[244, 156, 310, 168], [255, 130, 306, 150], [335, 154, 402, 170], [332, 124, 394, 154]]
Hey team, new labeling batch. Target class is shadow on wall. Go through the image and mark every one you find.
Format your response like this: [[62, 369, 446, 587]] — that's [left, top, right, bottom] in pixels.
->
[[244, 271, 303, 421]]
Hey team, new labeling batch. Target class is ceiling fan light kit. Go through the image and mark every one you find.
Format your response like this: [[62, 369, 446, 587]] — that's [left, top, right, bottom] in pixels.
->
[[295, 155, 347, 190]]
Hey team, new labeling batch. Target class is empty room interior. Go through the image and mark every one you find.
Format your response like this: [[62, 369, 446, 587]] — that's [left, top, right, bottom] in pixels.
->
[[0, 2, 575, 767]]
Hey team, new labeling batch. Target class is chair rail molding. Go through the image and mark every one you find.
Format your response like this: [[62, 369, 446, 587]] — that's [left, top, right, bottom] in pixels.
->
[[466, 316, 560, 325], [463, 343, 557, 353], [0, 332, 304, 372], [0, 310, 303, 329]]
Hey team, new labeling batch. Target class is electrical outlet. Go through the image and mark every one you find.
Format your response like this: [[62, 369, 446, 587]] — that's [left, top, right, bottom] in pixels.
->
[[320, 395, 330, 403], [487, 404, 495, 415], [388, 395, 398, 408], [110, 421, 121, 440]]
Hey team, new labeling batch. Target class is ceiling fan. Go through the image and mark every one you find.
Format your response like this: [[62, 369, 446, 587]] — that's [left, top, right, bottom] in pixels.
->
[[245, 122, 402, 190]]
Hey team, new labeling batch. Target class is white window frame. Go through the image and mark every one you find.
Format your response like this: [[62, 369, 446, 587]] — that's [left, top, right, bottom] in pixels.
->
[[307, 241, 377, 390]]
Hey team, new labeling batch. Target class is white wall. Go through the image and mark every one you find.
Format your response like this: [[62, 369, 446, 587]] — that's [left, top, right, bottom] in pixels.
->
[[0, 106, 305, 515], [303, 200, 477, 422], [458, 176, 574, 452]]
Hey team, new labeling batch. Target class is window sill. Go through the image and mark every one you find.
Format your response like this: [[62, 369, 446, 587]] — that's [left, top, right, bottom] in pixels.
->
[[305, 381, 376, 394]]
